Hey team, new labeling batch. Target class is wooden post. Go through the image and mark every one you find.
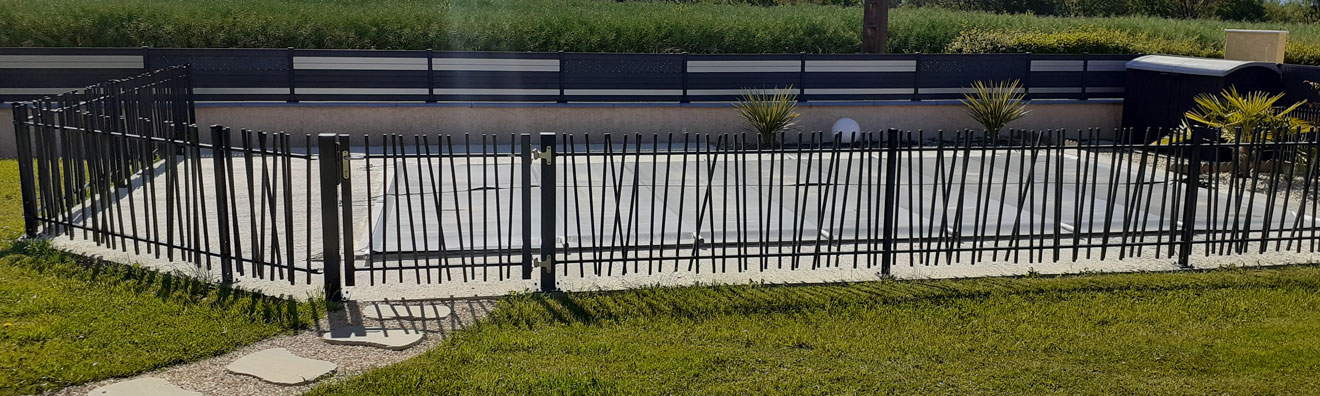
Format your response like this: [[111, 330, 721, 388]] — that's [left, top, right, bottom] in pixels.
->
[[862, 0, 889, 53]]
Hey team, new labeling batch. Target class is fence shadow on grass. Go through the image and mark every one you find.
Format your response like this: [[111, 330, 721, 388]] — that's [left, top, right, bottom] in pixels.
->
[[486, 264, 1320, 328], [0, 239, 326, 330]]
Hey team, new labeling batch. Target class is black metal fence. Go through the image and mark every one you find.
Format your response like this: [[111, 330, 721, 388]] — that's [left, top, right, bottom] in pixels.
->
[[11, 66, 321, 285], [1296, 105, 1320, 126], [328, 126, 1320, 294], [0, 48, 1134, 103], [15, 66, 1320, 299]]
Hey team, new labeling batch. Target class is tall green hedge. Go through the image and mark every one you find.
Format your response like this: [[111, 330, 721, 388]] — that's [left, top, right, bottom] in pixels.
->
[[0, 0, 1316, 64]]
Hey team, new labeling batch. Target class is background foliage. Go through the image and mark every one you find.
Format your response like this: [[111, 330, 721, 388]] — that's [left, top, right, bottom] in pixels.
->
[[0, 0, 1318, 65]]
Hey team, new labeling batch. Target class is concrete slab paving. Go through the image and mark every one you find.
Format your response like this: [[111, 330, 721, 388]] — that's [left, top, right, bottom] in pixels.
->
[[87, 377, 202, 396], [321, 326, 425, 350], [225, 348, 337, 386]]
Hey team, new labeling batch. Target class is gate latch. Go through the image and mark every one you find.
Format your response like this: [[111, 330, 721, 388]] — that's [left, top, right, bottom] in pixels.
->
[[532, 146, 553, 165], [533, 256, 554, 270]]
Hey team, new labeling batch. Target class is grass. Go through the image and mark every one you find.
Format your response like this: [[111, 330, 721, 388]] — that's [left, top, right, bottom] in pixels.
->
[[0, 0, 1317, 64], [308, 266, 1320, 395], [0, 160, 25, 243], [0, 159, 330, 395]]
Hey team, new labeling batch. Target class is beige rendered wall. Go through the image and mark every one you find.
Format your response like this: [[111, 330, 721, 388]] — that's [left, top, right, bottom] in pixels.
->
[[194, 101, 1122, 144], [1224, 29, 1288, 63], [0, 101, 1122, 157]]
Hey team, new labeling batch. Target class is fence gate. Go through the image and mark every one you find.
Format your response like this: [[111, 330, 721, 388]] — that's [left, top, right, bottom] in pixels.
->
[[326, 132, 558, 299]]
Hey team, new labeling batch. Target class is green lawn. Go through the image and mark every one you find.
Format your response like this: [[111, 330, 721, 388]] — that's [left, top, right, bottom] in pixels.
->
[[0, 160, 329, 395], [308, 266, 1320, 395]]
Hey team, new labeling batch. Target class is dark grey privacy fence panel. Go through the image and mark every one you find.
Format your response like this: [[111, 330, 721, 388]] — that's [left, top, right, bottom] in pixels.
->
[[0, 48, 147, 101], [687, 54, 803, 102], [149, 48, 292, 102], [1283, 64, 1320, 103], [2, 47, 1137, 103]]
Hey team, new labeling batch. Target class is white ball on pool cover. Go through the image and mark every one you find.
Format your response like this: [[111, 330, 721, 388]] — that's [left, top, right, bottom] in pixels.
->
[[832, 118, 861, 143]]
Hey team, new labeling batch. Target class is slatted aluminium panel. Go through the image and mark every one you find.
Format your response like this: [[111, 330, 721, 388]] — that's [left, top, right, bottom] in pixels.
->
[[686, 54, 803, 102], [561, 53, 683, 102], [294, 49, 430, 101], [915, 53, 1030, 101], [1027, 54, 1088, 100], [0, 47, 1151, 103], [151, 48, 291, 102], [432, 51, 560, 102], [0, 48, 146, 102], [1082, 54, 1135, 99], [802, 54, 916, 101]]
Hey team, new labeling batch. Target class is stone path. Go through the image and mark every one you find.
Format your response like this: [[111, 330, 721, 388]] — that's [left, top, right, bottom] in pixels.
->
[[225, 348, 337, 386], [65, 299, 496, 396], [86, 377, 201, 396]]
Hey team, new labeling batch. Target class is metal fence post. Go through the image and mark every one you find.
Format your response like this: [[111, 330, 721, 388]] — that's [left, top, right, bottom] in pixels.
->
[[426, 48, 436, 103], [318, 133, 344, 300], [680, 52, 689, 104], [211, 125, 234, 283], [1080, 52, 1090, 101], [881, 128, 900, 275], [521, 133, 534, 279], [1177, 130, 1204, 269], [1022, 52, 1033, 101], [287, 47, 298, 103], [798, 52, 808, 103], [12, 104, 39, 237], [557, 51, 567, 104], [911, 53, 922, 102], [539, 132, 559, 292], [338, 134, 355, 287]]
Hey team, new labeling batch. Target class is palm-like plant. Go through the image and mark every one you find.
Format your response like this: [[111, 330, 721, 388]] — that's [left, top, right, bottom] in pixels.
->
[[961, 80, 1031, 139], [1183, 87, 1308, 143], [1158, 87, 1311, 174], [735, 86, 799, 144]]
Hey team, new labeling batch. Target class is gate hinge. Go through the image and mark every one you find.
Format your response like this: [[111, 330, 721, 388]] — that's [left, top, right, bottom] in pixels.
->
[[533, 256, 554, 270], [533, 146, 553, 165], [341, 150, 351, 180]]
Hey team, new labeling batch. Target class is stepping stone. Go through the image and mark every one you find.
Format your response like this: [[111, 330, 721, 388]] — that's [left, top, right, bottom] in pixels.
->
[[321, 326, 425, 350], [88, 377, 200, 396], [363, 303, 452, 320], [225, 348, 337, 386]]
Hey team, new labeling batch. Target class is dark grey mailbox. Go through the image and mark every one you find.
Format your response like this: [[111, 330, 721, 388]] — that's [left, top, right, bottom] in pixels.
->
[[1122, 55, 1282, 142]]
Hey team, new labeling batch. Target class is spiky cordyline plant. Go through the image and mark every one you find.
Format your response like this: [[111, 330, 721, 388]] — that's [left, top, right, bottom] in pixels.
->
[[1183, 87, 1309, 143], [961, 80, 1031, 139], [735, 86, 800, 144], [1156, 86, 1312, 174]]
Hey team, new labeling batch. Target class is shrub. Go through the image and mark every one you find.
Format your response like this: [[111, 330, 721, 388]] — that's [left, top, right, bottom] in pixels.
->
[[945, 27, 1218, 57], [1212, 0, 1267, 22], [734, 87, 801, 144], [1158, 87, 1312, 173], [1286, 41, 1320, 66], [1183, 87, 1309, 142], [0, 1, 1318, 65], [960, 80, 1030, 138]]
